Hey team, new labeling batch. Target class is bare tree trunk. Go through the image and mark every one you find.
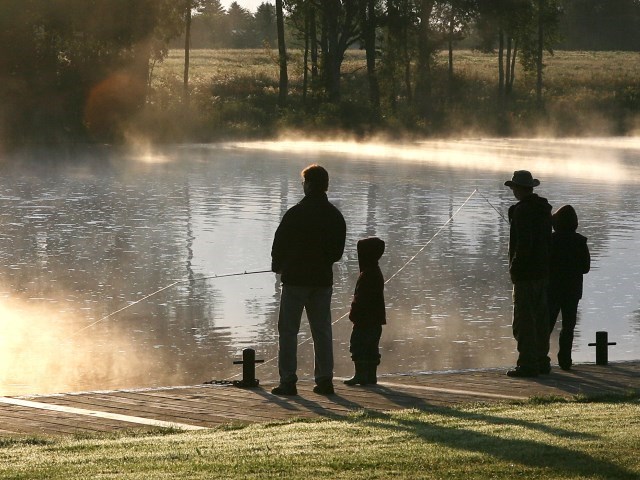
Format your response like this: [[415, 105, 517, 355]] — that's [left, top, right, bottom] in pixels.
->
[[447, 11, 454, 101], [448, 12, 454, 84], [536, 0, 544, 108], [183, 2, 191, 105], [505, 36, 512, 95], [309, 9, 318, 85], [415, 0, 435, 116], [509, 41, 517, 92], [404, 24, 412, 102], [276, 0, 288, 106], [320, 6, 329, 93], [498, 29, 504, 99], [324, 1, 340, 101], [303, 6, 309, 105], [361, 0, 380, 119]]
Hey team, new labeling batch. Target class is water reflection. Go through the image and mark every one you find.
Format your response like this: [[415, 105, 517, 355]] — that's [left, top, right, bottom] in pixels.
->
[[0, 138, 639, 395]]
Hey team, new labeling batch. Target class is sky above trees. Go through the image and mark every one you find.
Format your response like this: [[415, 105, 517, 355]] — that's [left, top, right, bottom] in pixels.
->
[[221, 0, 263, 13]]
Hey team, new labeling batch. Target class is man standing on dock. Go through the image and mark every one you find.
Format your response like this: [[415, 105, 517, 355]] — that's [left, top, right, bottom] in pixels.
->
[[271, 164, 347, 395], [504, 170, 553, 377]]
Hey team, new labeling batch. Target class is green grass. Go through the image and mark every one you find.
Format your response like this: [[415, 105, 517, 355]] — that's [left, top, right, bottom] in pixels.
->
[[132, 49, 640, 142], [1, 397, 639, 479], [138, 48, 640, 142]]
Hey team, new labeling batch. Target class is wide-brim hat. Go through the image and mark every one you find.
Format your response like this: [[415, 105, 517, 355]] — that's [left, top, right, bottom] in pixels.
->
[[504, 170, 540, 188]]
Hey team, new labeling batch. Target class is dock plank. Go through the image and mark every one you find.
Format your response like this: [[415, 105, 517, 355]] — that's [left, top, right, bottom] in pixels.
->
[[1, 361, 638, 436]]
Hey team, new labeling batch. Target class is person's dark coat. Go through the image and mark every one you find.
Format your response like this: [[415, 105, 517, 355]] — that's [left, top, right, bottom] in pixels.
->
[[271, 192, 346, 287], [508, 193, 553, 282], [549, 231, 590, 299], [550, 205, 590, 300], [349, 237, 386, 326]]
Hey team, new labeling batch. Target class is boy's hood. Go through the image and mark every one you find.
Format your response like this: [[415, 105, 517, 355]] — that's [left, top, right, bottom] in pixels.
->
[[357, 237, 385, 270]]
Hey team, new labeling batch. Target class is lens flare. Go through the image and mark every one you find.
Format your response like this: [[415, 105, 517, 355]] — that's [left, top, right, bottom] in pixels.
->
[[0, 297, 158, 396]]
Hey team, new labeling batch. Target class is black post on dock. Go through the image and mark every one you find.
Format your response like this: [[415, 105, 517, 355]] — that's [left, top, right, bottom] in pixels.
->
[[233, 348, 264, 388], [588, 331, 617, 366]]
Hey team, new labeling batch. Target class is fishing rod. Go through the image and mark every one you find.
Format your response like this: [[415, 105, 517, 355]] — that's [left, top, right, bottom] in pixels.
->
[[72, 268, 272, 336], [475, 188, 509, 224]]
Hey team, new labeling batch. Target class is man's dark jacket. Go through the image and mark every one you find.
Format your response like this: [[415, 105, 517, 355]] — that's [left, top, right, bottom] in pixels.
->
[[508, 193, 552, 282], [271, 192, 346, 287]]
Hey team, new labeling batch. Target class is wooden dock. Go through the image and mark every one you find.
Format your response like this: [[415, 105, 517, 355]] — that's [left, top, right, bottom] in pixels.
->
[[1, 361, 638, 436]]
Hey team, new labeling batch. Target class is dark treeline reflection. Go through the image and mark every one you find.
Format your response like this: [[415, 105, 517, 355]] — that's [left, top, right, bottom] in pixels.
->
[[0, 139, 639, 395]]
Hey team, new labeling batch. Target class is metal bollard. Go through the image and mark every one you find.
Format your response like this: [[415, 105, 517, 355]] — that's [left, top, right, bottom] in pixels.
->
[[588, 331, 617, 365], [233, 348, 264, 388]]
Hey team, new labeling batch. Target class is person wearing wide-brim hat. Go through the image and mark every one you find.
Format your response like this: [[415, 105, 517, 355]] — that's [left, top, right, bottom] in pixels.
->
[[504, 170, 553, 378], [504, 170, 541, 189]]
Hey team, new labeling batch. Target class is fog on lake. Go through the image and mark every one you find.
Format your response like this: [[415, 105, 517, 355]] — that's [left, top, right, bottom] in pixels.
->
[[1, 137, 639, 395]]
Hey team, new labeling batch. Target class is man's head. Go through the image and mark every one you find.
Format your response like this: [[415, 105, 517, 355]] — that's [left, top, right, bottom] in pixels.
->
[[301, 164, 329, 195], [504, 170, 539, 200]]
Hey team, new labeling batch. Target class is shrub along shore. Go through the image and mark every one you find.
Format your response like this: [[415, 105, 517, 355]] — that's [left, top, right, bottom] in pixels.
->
[[133, 49, 640, 144], [1, 395, 639, 479]]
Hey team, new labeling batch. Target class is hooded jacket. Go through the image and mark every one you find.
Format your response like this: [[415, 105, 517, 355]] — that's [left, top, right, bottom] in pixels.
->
[[349, 237, 386, 326], [507, 193, 553, 282], [550, 205, 590, 299], [271, 192, 346, 287]]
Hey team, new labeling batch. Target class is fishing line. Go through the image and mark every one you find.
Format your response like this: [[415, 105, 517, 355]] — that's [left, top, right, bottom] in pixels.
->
[[237, 189, 482, 378], [384, 189, 478, 284], [72, 269, 272, 337], [475, 188, 509, 224], [70, 187, 505, 381]]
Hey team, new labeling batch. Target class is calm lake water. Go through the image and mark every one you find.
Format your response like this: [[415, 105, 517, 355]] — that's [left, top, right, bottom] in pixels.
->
[[1, 137, 639, 395]]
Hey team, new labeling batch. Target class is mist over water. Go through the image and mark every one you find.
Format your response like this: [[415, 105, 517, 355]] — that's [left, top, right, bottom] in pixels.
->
[[1, 138, 639, 396]]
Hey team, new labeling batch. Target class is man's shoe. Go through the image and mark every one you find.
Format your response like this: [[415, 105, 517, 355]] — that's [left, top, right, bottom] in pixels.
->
[[559, 362, 572, 371], [539, 365, 551, 375], [271, 383, 297, 396], [506, 367, 538, 378], [313, 382, 335, 395]]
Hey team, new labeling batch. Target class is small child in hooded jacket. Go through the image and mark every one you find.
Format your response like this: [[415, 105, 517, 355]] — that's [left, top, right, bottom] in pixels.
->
[[344, 237, 386, 386], [549, 205, 590, 370]]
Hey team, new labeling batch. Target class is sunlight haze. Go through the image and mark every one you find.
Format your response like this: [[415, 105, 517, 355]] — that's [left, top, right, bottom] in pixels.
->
[[221, 0, 264, 12]]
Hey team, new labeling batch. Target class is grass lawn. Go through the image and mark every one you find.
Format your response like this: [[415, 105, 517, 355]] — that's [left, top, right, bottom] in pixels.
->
[[1, 397, 639, 479], [154, 49, 640, 94], [142, 49, 640, 141]]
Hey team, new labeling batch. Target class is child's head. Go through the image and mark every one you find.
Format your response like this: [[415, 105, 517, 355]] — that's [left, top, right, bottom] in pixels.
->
[[357, 237, 385, 269], [552, 204, 579, 232]]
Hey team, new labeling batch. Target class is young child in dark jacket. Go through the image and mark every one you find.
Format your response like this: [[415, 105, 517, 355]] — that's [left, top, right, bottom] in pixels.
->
[[549, 205, 590, 370], [344, 237, 386, 386]]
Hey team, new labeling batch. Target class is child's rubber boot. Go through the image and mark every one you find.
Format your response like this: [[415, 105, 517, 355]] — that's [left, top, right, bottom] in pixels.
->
[[344, 363, 368, 386], [366, 364, 378, 385]]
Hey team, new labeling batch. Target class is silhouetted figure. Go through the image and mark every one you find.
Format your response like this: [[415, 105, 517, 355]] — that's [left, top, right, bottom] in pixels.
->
[[344, 237, 386, 386], [271, 164, 346, 396], [549, 205, 591, 370], [504, 170, 553, 377]]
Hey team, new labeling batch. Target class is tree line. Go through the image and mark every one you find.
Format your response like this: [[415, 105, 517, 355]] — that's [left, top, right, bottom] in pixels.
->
[[184, 0, 640, 52], [1, 0, 639, 145]]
